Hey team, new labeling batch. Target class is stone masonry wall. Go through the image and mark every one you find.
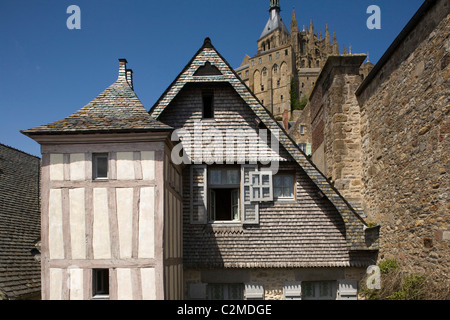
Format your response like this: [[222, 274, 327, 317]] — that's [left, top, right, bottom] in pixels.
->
[[356, 0, 449, 285], [309, 55, 367, 210]]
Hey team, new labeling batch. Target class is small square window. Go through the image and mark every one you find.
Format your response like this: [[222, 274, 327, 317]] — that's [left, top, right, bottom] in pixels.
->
[[92, 269, 109, 298], [93, 153, 108, 180], [273, 174, 295, 200]]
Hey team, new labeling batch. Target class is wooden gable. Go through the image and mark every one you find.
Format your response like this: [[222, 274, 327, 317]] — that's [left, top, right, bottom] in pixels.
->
[[149, 37, 378, 253]]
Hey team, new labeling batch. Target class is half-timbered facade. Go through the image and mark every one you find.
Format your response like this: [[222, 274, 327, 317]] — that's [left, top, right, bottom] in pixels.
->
[[22, 60, 182, 300]]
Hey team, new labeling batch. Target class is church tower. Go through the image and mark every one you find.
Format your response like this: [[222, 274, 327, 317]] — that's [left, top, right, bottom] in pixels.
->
[[236, 0, 342, 119]]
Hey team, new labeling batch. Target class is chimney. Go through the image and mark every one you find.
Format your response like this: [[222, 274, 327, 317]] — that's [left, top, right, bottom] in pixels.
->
[[126, 69, 133, 90], [282, 109, 289, 131], [118, 58, 128, 81]]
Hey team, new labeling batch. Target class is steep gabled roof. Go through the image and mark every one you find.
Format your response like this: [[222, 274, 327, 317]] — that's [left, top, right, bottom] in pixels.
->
[[150, 37, 378, 251], [22, 59, 172, 137]]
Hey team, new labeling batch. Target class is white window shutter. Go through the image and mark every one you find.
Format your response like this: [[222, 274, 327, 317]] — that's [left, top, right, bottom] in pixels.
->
[[190, 165, 207, 224], [245, 283, 264, 300], [283, 282, 302, 300], [249, 171, 273, 202], [241, 165, 259, 224], [188, 283, 207, 300], [338, 280, 358, 300]]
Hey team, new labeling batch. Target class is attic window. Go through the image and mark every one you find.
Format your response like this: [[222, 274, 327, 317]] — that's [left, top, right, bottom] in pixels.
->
[[194, 61, 222, 76], [202, 90, 214, 119]]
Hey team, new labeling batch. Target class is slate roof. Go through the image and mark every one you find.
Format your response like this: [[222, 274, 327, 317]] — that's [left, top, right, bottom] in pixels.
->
[[150, 38, 379, 259], [260, 6, 289, 40], [0, 144, 41, 299], [22, 59, 172, 136]]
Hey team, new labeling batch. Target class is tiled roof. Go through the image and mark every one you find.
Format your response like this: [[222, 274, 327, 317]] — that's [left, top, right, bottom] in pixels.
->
[[150, 38, 379, 254], [22, 59, 172, 136], [0, 144, 41, 299]]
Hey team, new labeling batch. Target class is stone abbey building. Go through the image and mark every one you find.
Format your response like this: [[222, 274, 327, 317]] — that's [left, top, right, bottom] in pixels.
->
[[235, 0, 372, 120], [291, 0, 449, 294]]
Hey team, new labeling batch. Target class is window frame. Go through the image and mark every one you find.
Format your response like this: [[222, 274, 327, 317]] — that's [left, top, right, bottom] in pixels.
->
[[207, 283, 244, 300], [208, 167, 241, 222], [273, 173, 295, 201], [92, 269, 110, 299], [301, 281, 336, 300], [92, 153, 109, 181]]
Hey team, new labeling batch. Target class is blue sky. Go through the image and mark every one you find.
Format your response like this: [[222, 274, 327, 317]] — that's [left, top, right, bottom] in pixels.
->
[[0, 0, 425, 157]]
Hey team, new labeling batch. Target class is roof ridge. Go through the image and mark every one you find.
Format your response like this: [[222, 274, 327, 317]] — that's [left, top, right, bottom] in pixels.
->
[[0, 143, 41, 159]]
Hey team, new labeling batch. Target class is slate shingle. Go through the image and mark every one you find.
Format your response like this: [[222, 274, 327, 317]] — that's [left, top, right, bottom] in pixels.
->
[[22, 59, 172, 136], [0, 144, 41, 299]]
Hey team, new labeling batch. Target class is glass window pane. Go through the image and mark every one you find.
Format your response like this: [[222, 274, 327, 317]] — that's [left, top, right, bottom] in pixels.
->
[[302, 282, 315, 298], [252, 174, 260, 185], [252, 188, 260, 199], [262, 174, 270, 185], [319, 282, 332, 297], [226, 169, 239, 184], [209, 285, 224, 300], [228, 284, 243, 300], [262, 187, 270, 198], [283, 175, 293, 187], [94, 154, 108, 179], [274, 176, 282, 187], [210, 170, 221, 185], [274, 187, 282, 198], [283, 186, 293, 198]]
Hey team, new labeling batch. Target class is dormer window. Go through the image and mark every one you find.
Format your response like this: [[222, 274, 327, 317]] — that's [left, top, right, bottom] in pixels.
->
[[202, 90, 214, 119]]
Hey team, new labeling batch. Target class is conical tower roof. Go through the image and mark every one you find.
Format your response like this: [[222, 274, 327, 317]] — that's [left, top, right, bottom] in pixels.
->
[[22, 59, 171, 136], [259, 0, 289, 40]]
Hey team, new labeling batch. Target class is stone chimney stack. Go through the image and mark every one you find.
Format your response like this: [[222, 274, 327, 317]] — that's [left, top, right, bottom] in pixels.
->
[[118, 58, 128, 81], [126, 69, 133, 90]]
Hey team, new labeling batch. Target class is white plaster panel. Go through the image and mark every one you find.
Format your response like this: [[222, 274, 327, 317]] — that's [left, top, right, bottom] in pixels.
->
[[116, 152, 135, 180], [141, 268, 156, 300], [69, 153, 85, 181], [117, 268, 133, 300], [116, 188, 133, 259], [93, 188, 111, 259], [69, 188, 86, 259], [49, 154, 64, 181], [141, 151, 155, 180], [49, 268, 63, 300], [49, 189, 64, 259], [138, 187, 155, 258], [69, 268, 84, 300]]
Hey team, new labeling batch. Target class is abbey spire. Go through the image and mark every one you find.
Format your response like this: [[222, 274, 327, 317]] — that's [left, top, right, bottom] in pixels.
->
[[270, 0, 280, 11], [259, 0, 289, 41]]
